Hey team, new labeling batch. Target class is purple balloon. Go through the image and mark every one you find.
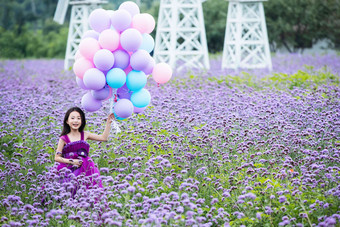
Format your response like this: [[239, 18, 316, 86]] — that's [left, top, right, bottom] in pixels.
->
[[118, 92, 131, 99], [113, 49, 130, 69], [117, 83, 131, 99], [93, 49, 115, 71], [119, 1, 140, 17], [114, 98, 134, 118], [91, 85, 110, 100], [76, 77, 89, 90], [134, 106, 146, 114], [82, 30, 100, 40], [89, 9, 111, 33], [111, 9, 132, 31], [117, 82, 129, 93], [83, 68, 106, 90], [81, 92, 102, 112], [143, 57, 155, 75], [130, 49, 152, 71], [120, 28, 142, 52]]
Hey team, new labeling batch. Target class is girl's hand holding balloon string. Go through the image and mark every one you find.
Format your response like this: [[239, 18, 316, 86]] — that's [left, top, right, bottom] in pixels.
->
[[106, 113, 116, 124]]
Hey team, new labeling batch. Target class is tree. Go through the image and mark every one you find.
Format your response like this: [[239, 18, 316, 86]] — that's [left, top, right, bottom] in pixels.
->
[[202, 0, 228, 53], [264, 0, 340, 53]]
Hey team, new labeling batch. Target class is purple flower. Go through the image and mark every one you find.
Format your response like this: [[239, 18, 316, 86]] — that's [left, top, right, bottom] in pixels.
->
[[233, 211, 245, 219], [279, 196, 287, 203], [211, 198, 219, 205], [127, 186, 136, 193], [245, 192, 256, 200], [176, 206, 184, 213], [279, 220, 290, 226], [265, 206, 273, 215], [256, 212, 262, 220], [185, 218, 196, 225], [325, 217, 337, 225]]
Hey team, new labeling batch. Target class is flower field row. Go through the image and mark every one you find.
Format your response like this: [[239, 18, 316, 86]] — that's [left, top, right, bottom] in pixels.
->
[[0, 54, 339, 226]]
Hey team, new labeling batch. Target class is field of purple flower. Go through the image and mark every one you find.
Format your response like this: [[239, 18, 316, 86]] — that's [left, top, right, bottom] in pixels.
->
[[0, 54, 339, 226]]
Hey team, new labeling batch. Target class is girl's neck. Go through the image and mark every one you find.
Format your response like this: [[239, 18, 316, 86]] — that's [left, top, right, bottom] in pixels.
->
[[68, 129, 80, 135]]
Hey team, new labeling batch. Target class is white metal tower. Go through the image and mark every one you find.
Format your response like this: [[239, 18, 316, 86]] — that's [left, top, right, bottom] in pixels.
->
[[53, 0, 107, 70], [154, 0, 210, 71], [222, 0, 272, 70]]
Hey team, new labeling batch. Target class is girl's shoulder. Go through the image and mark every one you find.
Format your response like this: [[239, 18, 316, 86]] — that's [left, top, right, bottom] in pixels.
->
[[59, 135, 68, 143]]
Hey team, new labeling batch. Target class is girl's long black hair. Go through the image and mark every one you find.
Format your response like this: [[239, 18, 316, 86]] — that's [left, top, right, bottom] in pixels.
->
[[60, 107, 86, 136]]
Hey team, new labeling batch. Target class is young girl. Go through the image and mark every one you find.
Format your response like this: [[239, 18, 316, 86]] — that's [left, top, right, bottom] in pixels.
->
[[55, 106, 115, 189]]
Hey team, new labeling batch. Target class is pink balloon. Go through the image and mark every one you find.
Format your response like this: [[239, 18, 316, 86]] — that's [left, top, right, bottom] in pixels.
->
[[132, 13, 155, 34], [120, 28, 142, 52], [119, 1, 140, 17], [98, 29, 120, 51], [89, 9, 111, 33], [73, 57, 94, 79], [111, 9, 132, 32], [93, 49, 115, 71], [74, 50, 83, 61], [79, 37, 101, 61], [144, 14, 155, 33], [152, 63, 173, 84], [81, 92, 102, 112]]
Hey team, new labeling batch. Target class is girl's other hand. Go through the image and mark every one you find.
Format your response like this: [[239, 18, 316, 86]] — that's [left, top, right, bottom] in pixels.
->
[[107, 113, 116, 124], [73, 159, 83, 167]]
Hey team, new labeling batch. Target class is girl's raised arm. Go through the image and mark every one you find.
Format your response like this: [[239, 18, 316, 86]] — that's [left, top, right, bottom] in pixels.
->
[[86, 113, 115, 142]]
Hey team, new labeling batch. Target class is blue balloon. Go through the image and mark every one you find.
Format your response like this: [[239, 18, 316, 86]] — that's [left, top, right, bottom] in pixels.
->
[[131, 88, 151, 108], [139, 33, 155, 53], [106, 68, 126, 89], [126, 70, 147, 91]]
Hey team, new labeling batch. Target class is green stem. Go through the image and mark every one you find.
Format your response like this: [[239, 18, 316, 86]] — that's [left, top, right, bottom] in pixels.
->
[[298, 198, 313, 227]]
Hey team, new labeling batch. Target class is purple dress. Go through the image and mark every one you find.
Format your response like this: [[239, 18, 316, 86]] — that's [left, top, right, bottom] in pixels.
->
[[57, 131, 102, 189]]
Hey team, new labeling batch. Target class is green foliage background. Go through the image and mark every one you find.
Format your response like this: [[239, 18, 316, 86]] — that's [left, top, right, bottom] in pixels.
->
[[0, 0, 339, 58]]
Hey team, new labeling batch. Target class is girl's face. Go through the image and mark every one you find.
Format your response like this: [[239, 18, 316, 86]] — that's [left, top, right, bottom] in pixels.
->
[[67, 111, 82, 131]]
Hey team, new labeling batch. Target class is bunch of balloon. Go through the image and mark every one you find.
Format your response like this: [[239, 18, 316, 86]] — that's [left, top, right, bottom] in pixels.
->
[[73, 1, 172, 119]]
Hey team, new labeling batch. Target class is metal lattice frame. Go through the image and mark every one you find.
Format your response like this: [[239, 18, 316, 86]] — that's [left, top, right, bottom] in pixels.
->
[[222, 0, 272, 70], [64, 2, 101, 70], [154, 0, 210, 71]]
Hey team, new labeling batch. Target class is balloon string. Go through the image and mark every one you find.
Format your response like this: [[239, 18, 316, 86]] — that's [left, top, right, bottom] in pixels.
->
[[114, 94, 118, 102], [112, 120, 121, 134]]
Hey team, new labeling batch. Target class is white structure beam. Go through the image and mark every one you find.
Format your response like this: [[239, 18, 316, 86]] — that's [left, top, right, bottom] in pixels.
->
[[154, 0, 210, 71], [53, 0, 107, 70], [222, 0, 272, 70]]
